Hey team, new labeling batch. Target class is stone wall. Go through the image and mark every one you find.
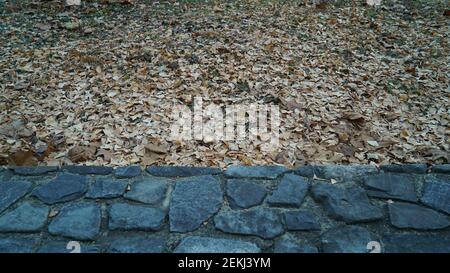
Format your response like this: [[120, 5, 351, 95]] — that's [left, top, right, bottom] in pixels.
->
[[0, 164, 449, 253]]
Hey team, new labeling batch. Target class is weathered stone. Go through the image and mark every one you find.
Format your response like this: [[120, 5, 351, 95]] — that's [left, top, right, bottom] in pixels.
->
[[293, 165, 319, 178], [311, 183, 383, 223], [282, 210, 320, 231], [226, 179, 267, 209], [267, 173, 309, 207], [0, 168, 13, 182], [38, 241, 99, 253], [316, 165, 378, 182], [224, 165, 287, 179], [12, 166, 58, 176], [48, 202, 101, 240], [115, 166, 141, 178], [363, 173, 417, 202], [0, 235, 39, 253], [86, 178, 128, 199], [175, 236, 260, 253], [169, 175, 222, 232], [107, 235, 165, 253], [0, 180, 32, 213], [124, 177, 168, 205], [274, 235, 318, 253], [33, 173, 87, 204], [420, 176, 450, 214], [214, 208, 284, 239], [62, 166, 113, 175], [381, 164, 427, 174], [388, 202, 450, 230], [321, 226, 374, 253], [383, 233, 450, 253], [0, 202, 49, 232], [147, 166, 221, 177], [109, 203, 166, 231], [432, 164, 450, 174]]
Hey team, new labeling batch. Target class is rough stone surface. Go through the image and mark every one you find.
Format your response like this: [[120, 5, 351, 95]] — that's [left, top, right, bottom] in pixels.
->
[[420, 176, 450, 214], [214, 208, 284, 239], [321, 226, 373, 253], [109, 203, 166, 231], [274, 235, 318, 253], [224, 165, 287, 179], [147, 166, 221, 177], [381, 164, 427, 174], [62, 166, 113, 175], [388, 202, 450, 230], [48, 202, 101, 240], [0, 180, 32, 213], [316, 165, 378, 181], [33, 173, 87, 204], [282, 210, 320, 231], [107, 234, 165, 253], [0, 202, 49, 232], [266, 173, 309, 207], [293, 165, 319, 178], [226, 179, 267, 209], [124, 177, 168, 205], [12, 166, 58, 176], [0, 169, 13, 182], [174, 236, 260, 253], [38, 241, 99, 253], [114, 166, 142, 178], [383, 233, 450, 253], [169, 175, 222, 232], [0, 235, 39, 253], [363, 173, 417, 202], [312, 183, 383, 223], [86, 178, 128, 199], [432, 164, 450, 174]]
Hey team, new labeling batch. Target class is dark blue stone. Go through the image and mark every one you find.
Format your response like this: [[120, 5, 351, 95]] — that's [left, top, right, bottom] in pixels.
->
[[38, 241, 99, 253], [274, 235, 318, 253], [115, 166, 142, 178], [109, 203, 166, 231], [147, 166, 221, 177], [282, 210, 320, 231], [432, 164, 450, 174], [0, 201, 49, 232], [174, 236, 260, 253], [86, 178, 128, 199], [420, 176, 450, 214], [389, 202, 450, 230], [0, 180, 32, 213], [12, 166, 58, 176], [224, 165, 287, 179], [321, 226, 374, 253], [0, 235, 39, 253], [383, 233, 450, 253], [124, 177, 168, 205], [267, 173, 309, 207], [106, 234, 165, 253], [226, 179, 267, 209], [33, 173, 87, 204], [381, 164, 427, 174], [62, 166, 113, 175], [363, 173, 418, 202]]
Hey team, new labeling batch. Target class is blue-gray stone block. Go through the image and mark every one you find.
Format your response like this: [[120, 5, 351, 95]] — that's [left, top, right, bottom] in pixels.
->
[[33, 173, 87, 204], [267, 173, 309, 207], [274, 235, 318, 253], [224, 165, 287, 179], [383, 233, 450, 253], [86, 178, 128, 199], [62, 166, 113, 175], [106, 234, 165, 253], [174, 236, 260, 253], [321, 226, 374, 253], [0, 180, 32, 213], [226, 179, 267, 209], [147, 166, 221, 177], [363, 173, 417, 202], [381, 164, 427, 174], [0, 235, 39, 253], [124, 177, 168, 205], [282, 210, 320, 231], [0, 201, 49, 232], [109, 203, 166, 231], [420, 176, 450, 214], [389, 202, 450, 230], [12, 166, 58, 176], [115, 166, 142, 178]]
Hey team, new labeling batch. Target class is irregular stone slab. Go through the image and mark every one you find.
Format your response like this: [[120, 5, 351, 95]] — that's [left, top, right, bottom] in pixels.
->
[[124, 177, 168, 205], [38, 241, 99, 253], [62, 166, 113, 175], [316, 165, 378, 182], [226, 179, 267, 209], [381, 164, 427, 174], [321, 226, 374, 253], [86, 178, 128, 199], [109, 203, 166, 231], [311, 183, 383, 223], [274, 235, 318, 253], [293, 165, 319, 178], [169, 175, 222, 232], [282, 210, 320, 231], [107, 235, 165, 253], [224, 165, 287, 179], [0, 180, 32, 213], [0, 202, 49, 232], [432, 164, 450, 174], [0, 169, 13, 182], [0, 235, 39, 253], [214, 208, 284, 239], [115, 166, 141, 178], [33, 173, 87, 204], [420, 176, 450, 214], [363, 173, 417, 202], [267, 173, 309, 207], [147, 166, 221, 177], [12, 166, 58, 176], [383, 233, 450, 253], [175, 236, 260, 253], [388, 202, 450, 230], [48, 202, 101, 240]]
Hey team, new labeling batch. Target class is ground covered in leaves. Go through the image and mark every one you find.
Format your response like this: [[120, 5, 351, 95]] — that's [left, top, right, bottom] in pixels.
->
[[0, 0, 449, 167]]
